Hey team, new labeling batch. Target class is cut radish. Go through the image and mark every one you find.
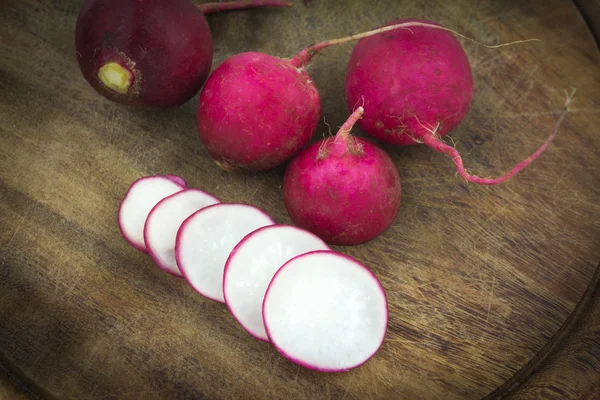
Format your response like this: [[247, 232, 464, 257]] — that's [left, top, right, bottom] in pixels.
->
[[118, 175, 187, 252], [175, 203, 275, 303], [164, 175, 187, 187], [223, 225, 329, 341], [144, 189, 220, 277], [263, 250, 388, 372]]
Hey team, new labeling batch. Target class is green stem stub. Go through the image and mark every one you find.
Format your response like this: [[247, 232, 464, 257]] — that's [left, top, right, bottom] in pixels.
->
[[98, 62, 133, 94]]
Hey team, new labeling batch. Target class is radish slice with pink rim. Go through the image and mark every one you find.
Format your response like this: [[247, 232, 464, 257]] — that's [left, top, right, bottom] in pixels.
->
[[164, 175, 187, 187], [263, 250, 388, 372], [144, 189, 220, 277], [175, 203, 275, 303], [223, 225, 329, 341], [118, 175, 187, 252]]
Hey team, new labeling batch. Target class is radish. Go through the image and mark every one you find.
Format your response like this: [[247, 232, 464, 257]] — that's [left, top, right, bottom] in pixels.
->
[[196, 20, 468, 171], [196, 51, 321, 171], [282, 107, 401, 245], [144, 189, 220, 277], [175, 203, 275, 303], [345, 17, 573, 185], [75, 0, 292, 108], [223, 225, 329, 341], [346, 18, 473, 148], [118, 175, 187, 252], [263, 250, 388, 372], [196, 18, 554, 179]]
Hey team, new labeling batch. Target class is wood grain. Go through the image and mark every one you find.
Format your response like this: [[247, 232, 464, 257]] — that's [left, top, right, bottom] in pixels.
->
[[487, 262, 600, 399], [1, 0, 599, 399]]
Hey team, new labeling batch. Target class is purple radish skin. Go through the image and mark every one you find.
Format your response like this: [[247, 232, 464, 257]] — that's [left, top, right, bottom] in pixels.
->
[[282, 106, 401, 245]]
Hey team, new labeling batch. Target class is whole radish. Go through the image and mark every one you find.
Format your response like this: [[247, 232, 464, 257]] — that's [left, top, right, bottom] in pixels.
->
[[282, 107, 401, 245], [346, 18, 572, 185], [346, 18, 473, 147], [75, 0, 291, 108], [197, 52, 321, 171], [196, 19, 537, 172]]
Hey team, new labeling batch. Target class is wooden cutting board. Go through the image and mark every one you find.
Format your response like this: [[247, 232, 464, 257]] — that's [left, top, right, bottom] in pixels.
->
[[1, 0, 599, 399]]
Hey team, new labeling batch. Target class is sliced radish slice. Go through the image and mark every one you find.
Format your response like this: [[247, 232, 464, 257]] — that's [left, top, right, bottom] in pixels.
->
[[263, 250, 388, 372], [223, 225, 329, 341], [144, 189, 220, 277], [118, 175, 186, 252], [175, 203, 275, 303], [164, 175, 187, 187]]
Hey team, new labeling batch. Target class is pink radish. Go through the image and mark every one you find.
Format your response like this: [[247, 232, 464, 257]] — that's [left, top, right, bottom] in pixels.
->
[[175, 203, 275, 303], [118, 175, 187, 252], [223, 225, 329, 341], [345, 17, 573, 185], [346, 18, 473, 148], [197, 22, 440, 172], [283, 107, 401, 245], [75, 0, 292, 108], [144, 189, 220, 277], [196, 20, 466, 171], [263, 250, 388, 372], [196, 52, 321, 171], [196, 18, 554, 181]]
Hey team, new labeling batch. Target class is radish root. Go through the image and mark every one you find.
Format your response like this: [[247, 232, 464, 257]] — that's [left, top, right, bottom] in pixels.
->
[[290, 21, 540, 68], [422, 88, 576, 185]]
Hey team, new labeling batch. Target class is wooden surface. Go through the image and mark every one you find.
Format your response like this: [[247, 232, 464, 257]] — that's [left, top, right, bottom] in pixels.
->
[[1, 0, 599, 399], [488, 261, 600, 399], [0, 365, 35, 400]]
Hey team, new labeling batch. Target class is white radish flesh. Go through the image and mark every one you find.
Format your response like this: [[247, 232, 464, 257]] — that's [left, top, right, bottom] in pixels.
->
[[176, 203, 275, 303], [223, 225, 329, 341], [118, 175, 186, 252], [263, 250, 388, 372], [144, 189, 220, 277]]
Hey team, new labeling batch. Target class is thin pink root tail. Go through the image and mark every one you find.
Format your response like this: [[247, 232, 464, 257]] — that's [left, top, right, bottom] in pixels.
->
[[290, 21, 540, 69], [422, 89, 575, 185], [198, 0, 293, 15]]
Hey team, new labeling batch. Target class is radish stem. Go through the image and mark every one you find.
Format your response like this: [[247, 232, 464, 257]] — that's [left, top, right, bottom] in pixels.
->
[[336, 106, 364, 141]]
